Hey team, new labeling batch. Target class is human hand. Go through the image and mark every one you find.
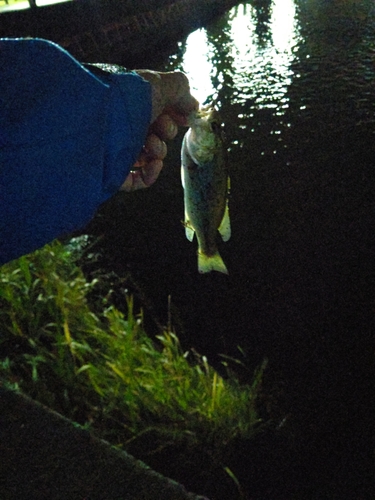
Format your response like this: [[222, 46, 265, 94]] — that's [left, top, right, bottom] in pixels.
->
[[120, 71, 198, 191]]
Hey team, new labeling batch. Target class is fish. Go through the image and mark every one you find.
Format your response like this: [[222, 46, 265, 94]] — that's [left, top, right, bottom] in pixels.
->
[[181, 104, 231, 274]]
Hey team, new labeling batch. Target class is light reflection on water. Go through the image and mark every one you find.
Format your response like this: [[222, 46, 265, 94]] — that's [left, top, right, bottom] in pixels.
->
[[178, 0, 301, 115], [182, 29, 215, 103]]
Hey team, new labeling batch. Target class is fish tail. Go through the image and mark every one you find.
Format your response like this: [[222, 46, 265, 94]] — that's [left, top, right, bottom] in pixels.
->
[[198, 251, 228, 275]]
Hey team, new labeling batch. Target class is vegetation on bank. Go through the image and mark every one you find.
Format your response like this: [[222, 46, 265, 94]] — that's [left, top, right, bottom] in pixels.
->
[[0, 240, 266, 496]]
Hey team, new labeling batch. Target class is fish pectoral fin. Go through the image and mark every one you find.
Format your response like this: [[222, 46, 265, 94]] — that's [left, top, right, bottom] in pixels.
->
[[182, 218, 195, 242], [185, 225, 195, 241], [218, 201, 231, 242]]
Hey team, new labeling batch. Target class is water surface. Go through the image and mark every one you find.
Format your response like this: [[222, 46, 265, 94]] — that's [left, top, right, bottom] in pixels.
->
[[87, 1, 375, 497]]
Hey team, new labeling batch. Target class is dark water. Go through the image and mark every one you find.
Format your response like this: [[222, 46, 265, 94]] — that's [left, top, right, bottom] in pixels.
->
[[85, 1, 375, 497]]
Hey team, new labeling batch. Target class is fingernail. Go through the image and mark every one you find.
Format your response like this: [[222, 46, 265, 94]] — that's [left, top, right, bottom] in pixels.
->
[[168, 121, 177, 136]]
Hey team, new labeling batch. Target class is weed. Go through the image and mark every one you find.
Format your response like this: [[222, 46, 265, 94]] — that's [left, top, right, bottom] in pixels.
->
[[0, 240, 266, 496]]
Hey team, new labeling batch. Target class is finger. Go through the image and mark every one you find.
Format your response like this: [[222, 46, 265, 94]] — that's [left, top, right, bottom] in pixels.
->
[[158, 72, 199, 125], [134, 70, 199, 124], [135, 134, 167, 168], [120, 159, 163, 191], [158, 71, 191, 105], [151, 115, 178, 141], [163, 94, 199, 127], [144, 133, 168, 159], [120, 170, 148, 191], [141, 159, 163, 186]]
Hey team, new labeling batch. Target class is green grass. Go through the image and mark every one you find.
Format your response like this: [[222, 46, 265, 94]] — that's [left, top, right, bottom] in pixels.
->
[[0, 240, 266, 493]]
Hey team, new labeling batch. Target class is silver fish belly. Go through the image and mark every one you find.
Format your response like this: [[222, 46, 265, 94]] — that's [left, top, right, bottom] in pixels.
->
[[181, 106, 230, 274]]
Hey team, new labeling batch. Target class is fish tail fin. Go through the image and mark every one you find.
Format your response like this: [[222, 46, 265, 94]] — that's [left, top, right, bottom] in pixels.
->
[[198, 251, 228, 275]]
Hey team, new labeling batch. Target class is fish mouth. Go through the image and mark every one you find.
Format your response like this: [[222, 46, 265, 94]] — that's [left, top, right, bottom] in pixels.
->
[[197, 104, 216, 118], [187, 103, 217, 127]]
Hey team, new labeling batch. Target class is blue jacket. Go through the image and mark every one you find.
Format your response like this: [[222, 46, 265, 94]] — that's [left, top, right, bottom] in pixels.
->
[[0, 38, 152, 265]]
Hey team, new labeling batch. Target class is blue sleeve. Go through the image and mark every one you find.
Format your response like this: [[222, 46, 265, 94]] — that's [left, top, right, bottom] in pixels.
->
[[0, 38, 152, 265]]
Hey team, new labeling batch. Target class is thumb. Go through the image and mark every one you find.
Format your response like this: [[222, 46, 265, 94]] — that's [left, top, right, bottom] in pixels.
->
[[135, 70, 198, 124]]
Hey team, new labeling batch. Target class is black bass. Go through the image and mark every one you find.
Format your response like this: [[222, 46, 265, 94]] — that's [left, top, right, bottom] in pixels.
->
[[181, 105, 230, 274]]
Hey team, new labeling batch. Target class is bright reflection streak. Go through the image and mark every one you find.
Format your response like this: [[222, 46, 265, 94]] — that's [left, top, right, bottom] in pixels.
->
[[0, 0, 69, 11], [229, 0, 300, 111], [272, 0, 298, 53], [181, 29, 215, 104], [181, 0, 301, 113]]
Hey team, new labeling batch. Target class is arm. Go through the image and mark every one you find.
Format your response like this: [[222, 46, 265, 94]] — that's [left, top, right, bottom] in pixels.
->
[[0, 39, 198, 265]]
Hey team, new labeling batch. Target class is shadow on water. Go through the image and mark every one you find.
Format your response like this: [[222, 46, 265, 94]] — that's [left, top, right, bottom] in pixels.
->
[[83, 0, 374, 497]]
